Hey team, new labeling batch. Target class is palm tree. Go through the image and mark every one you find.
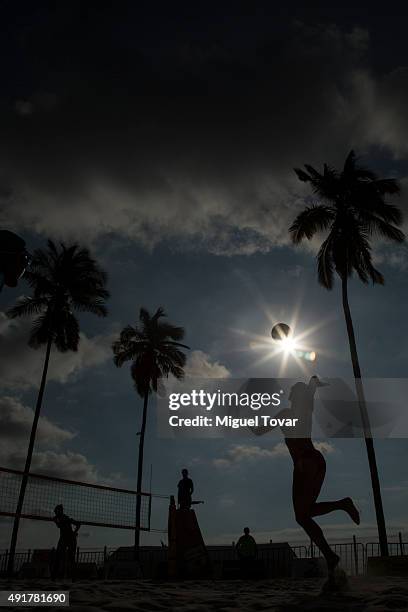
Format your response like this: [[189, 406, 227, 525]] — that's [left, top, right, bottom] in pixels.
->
[[6, 240, 109, 575], [290, 150, 404, 557], [112, 307, 188, 556]]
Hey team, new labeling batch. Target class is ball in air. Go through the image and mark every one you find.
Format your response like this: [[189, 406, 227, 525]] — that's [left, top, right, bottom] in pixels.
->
[[271, 322, 291, 341]]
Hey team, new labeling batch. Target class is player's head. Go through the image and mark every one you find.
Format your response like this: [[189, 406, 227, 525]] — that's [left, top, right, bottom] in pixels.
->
[[244, 527, 250, 535], [288, 382, 306, 403], [181, 468, 188, 477], [54, 504, 63, 516]]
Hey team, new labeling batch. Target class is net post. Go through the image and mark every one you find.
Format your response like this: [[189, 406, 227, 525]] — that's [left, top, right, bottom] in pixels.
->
[[399, 532, 404, 556], [148, 494, 152, 531], [353, 535, 359, 575]]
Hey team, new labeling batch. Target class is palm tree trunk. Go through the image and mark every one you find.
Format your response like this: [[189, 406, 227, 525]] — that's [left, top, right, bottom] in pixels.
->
[[341, 276, 388, 557], [7, 334, 53, 576], [134, 392, 149, 560]]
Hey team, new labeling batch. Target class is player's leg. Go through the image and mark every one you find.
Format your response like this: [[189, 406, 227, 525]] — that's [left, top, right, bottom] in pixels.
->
[[68, 539, 77, 580], [51, 539, 64, 580], [312, 498, 360, 523], [292, 452, 339, 571]]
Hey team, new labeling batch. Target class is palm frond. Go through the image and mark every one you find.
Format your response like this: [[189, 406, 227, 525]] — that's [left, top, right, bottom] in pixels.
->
[[7, 297, 48, 319], [8, 239, 109, 352], [369, 218, 405, 243], [292, 151, 404, 289], [112, 343, 138, 366], [374, 202, 403, 226], [317, 235, 334, 290], [53, 312, 80, 352], [343, 150, 377, 181], [293, 168, 311, 182], [71, 298, 108, 317], [343, 150, 356, 175], [157, 322, 185, 342], [152, 307, 166, 321], [304, 164, 323, 180], [368, 265, 385, 285], [157, 345, 187, 368], [343, 225, 378, 285], [373, 178, 401, 196], [28, 311, 53, 348], [23, 270, 53, 293], [167, 363, 185, 380], [113, 308, 188, 397], [118, 325, 138, 343], [289, 205, 334, 244], [161, 340, 191, 350]]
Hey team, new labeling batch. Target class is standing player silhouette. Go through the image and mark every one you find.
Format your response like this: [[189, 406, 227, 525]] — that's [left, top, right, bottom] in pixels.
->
[[52, 504, 80, 579], [177, 469, 194, 509], [283, 376, 360, 574]]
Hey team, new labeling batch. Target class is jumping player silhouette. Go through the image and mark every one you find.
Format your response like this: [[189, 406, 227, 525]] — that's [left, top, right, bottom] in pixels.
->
[[255, 376, 360, 576]]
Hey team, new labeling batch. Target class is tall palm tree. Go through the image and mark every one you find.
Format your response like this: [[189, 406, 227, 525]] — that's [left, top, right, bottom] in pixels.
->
[[6, 240, 109, 575], [112, 307, 188, 556], [290, 150, 404, 557]]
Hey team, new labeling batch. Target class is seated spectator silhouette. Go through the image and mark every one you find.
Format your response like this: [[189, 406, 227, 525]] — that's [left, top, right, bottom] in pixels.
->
[[236, 527, 257, 567], [51, 504, 80, 579], [177, 468, 194, 509]]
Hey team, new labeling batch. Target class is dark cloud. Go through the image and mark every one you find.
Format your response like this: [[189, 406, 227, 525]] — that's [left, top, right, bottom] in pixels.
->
[[0, 395, 108, 482], [0, 395, 74, 450], [1, 13, 405, 253], [0, 312, 114, 390]]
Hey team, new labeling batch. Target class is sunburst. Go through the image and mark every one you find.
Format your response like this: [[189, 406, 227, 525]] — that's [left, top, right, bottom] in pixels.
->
[[230, 307, 335, 376]]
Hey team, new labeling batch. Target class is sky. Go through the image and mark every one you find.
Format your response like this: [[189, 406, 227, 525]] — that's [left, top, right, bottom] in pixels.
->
[[1, 2, 408, 551]]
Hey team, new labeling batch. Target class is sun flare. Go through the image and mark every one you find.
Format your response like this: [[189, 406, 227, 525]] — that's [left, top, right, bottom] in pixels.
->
[[229, 302, 335, 375], [280, 335, 296, 353]]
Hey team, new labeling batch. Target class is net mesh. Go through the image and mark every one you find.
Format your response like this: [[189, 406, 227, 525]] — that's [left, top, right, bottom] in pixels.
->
[[0, 467, 151, 531]]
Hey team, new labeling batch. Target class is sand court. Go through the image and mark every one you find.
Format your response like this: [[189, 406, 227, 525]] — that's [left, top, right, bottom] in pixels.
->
[[1, 577, 408, 611]]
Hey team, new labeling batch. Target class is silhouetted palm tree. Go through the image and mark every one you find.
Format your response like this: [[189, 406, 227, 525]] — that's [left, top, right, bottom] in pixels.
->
[[112, 307, 188, 555], [7, 240, 109, 574], [290, 150, 404, 557]]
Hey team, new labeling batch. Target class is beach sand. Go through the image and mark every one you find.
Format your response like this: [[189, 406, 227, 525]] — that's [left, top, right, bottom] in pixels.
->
[[1, 577, 407, 611]]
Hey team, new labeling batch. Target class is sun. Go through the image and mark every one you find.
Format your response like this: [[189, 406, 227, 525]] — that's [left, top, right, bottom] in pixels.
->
[[226, 281, 336, 375], [280, 335, 296, 354]]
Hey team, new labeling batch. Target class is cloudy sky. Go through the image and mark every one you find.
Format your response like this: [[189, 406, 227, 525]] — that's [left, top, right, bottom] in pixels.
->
[[1, 3, 408, 550]]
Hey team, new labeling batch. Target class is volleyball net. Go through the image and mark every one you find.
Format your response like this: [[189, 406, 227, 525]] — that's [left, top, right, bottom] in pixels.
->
[[0, 467, 159, 531]]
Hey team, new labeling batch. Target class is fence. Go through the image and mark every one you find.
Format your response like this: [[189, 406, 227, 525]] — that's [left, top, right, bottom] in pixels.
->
[[0, 550, 31, 575], [0, 467, 152, 531], [365, 540, 406, 559], [2, 538, 405, 577]]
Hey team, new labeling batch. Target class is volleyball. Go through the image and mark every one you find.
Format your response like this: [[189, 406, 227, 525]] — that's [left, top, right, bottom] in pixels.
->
[[271, 322, 291, 341]]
